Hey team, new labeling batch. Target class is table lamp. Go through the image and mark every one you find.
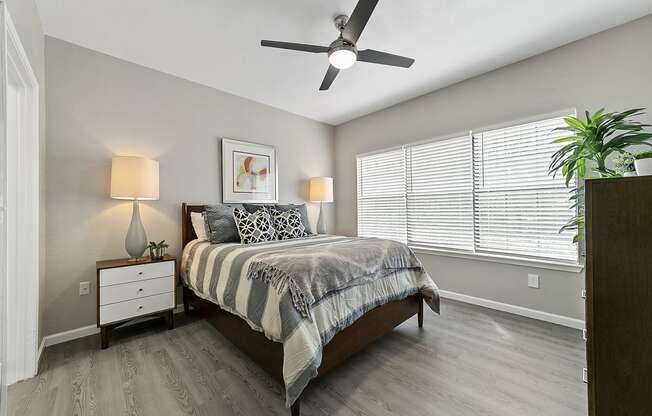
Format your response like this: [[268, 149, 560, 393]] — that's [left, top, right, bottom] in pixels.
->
[[309, 177, 333, 234], [110, 156, 159, 260]]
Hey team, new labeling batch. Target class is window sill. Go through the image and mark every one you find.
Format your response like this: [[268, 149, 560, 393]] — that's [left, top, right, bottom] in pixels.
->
[[410, 246, 584, 273]]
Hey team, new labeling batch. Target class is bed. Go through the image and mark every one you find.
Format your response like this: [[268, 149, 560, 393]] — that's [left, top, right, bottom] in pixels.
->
[[179, 203, 440, 415]]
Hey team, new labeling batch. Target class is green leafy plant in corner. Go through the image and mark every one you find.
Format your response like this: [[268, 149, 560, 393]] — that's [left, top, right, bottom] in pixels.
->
[[549, 108, 652, 242]]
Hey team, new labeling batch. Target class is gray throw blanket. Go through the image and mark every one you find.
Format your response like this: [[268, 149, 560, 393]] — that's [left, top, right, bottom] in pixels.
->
[[247, 237, 423, 318]]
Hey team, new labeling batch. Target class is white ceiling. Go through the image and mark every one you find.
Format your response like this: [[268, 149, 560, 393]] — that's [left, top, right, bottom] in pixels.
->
[[35, 0, 652, 125]]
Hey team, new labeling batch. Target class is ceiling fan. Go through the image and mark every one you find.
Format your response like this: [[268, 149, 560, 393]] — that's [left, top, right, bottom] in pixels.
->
[[260, 0, 415, 91]]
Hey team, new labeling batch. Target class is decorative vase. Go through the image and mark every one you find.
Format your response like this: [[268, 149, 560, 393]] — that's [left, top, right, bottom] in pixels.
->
[[634, 159, 652, 176]]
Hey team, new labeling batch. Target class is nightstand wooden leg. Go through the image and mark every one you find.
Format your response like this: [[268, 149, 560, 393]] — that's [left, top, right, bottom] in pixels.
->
[[100, 327, 111, 349], [167, 309, 174, 330]]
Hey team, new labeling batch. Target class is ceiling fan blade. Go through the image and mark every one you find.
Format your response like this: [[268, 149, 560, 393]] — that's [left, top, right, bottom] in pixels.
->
[[357, 49, 415, 68], [261, 40, 329, 53], [319, 65, 340, 91], [342, 0, 379, 44]]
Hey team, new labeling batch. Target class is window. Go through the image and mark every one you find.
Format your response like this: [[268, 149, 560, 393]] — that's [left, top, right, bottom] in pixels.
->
[[357, 147, 407, 242], [473, 117, 577, 263], [407, 136, 473, 251], [356, 114, 578, 265]]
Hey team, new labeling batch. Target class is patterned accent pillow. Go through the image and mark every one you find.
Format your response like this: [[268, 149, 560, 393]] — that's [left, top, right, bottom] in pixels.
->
[[271, 208, 308, 240], [233, 207, 276, 244], [274, 204, 314, 235], [245, 203, 314, 235]]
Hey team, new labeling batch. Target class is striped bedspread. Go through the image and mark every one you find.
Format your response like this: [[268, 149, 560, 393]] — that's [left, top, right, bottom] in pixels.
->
[[181, 235, 440, 407]]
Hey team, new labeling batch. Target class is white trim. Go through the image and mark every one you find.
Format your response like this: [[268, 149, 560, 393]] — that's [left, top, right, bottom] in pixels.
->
[[2, 3, 40, 387], [470, 108, 576, 136], [355, 108, 576, 159], [43, 325, 99, 347], [412, 246, 584, 273], [43, 304, 186, 348], [439, 289, 584, 329]]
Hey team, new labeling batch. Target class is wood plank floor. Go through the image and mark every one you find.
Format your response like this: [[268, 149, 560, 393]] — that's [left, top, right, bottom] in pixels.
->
[[8, 299, 587, 416]]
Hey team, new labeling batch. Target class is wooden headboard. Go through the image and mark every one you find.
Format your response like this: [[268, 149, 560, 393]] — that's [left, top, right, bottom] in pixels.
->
[[181, 203, 207, 248]]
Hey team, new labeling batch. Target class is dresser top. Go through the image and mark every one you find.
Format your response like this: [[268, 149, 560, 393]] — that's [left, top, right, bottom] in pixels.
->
[[96, 255, 176, 270]]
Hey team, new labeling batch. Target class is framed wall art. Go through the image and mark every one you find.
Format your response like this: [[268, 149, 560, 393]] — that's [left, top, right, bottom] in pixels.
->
[[221, 138, 278, 203]]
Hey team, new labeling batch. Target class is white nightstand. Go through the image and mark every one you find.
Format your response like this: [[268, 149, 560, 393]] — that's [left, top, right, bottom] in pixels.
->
[[96, 255, 176, 349]]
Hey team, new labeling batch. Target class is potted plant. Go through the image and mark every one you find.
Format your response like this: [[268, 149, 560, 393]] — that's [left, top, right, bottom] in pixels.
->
[[148, 240, 169, 260], [635, 151, 652, 176], [614, 152, 637, 177], [549, 108, 652, 242]]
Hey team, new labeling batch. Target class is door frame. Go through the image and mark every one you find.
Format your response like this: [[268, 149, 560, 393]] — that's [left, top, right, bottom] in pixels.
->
[[0, 0, 40, 395]]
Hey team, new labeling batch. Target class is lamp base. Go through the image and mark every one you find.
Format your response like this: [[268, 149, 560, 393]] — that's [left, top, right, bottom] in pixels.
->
[[127, 257, 147, 263], [317, 201, 326, 234], [125, 199, 148, 260]]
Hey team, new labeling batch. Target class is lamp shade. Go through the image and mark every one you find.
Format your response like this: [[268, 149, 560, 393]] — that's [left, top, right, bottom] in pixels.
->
[[110, 156, 159, 200], [309, 177, 333, 202]]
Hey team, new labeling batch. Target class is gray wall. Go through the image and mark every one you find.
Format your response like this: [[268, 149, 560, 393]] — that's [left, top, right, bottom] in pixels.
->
[[45, 37, 335, 336], [335, 15, 652, 321], [5, 0, 46, 344]]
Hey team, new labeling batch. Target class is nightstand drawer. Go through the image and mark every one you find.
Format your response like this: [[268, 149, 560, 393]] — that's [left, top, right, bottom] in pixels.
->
[[100, 276, 174, 306], [99, 261, 174, 286], [99, 292, 174, 325]]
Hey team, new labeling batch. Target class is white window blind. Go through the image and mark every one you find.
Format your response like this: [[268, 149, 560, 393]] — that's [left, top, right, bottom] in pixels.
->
[[357, 147, 407, 242], [356, 113, 579, 266], [472, 116, 577, 263], [407, 136, 474, 251]]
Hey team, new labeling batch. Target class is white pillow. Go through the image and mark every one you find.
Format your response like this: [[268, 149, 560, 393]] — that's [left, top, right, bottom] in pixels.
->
[[190, 211, 208, 241]]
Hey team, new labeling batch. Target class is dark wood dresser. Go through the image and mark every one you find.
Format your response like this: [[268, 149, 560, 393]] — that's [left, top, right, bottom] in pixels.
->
[[585, 176, 652, 415]]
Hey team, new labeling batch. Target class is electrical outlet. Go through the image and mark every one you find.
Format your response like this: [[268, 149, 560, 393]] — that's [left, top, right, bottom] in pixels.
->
[[528, 274, 540, 289], [79, 281, 90, 296]]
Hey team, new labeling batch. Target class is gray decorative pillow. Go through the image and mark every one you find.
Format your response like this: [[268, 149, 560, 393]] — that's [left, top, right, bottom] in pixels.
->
[[270, 208, 308, 240], [233, 208, 276, 244], [273, 204, 314, 235], [242, 203, 273, 214], [204, 203, 243, 243]]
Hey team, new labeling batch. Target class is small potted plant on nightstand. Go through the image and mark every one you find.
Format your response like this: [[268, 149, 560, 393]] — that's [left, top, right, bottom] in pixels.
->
[[148, 240, 169, 260], [635, 151, 652, 176]]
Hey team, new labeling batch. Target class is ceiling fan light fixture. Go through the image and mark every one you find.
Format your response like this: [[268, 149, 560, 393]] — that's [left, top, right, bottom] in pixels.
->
[[260, 0, 414, 90], [328, 43, 357, 69]]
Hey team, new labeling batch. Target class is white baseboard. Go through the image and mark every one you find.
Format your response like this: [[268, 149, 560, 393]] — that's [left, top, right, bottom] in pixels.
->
[[42, 304, 186, 348], [40, 295, 583, 350], [43, 324, 100, 347], [439, 290, 584, 330]]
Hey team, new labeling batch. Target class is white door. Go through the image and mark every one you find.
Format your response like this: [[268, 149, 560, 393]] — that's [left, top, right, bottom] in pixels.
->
[[0, 26, 6, 416], [0, 2, 40, 405], [0, 4, 7, 413], [0, 5, 7, 413]]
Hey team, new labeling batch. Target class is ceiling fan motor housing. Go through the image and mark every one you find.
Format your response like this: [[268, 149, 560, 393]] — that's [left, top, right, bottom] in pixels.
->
[[334, 14, 349, 32]]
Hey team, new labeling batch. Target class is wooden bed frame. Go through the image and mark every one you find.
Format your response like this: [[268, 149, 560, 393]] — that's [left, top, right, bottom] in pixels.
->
[[181, 203, 423, 415]]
